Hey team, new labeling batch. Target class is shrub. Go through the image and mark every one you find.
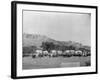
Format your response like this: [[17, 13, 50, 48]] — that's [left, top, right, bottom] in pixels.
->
[[85, 61, 91, 66]]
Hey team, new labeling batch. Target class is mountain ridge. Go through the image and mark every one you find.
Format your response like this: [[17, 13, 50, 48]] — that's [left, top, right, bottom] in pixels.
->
[[23, 33, 90, 49]]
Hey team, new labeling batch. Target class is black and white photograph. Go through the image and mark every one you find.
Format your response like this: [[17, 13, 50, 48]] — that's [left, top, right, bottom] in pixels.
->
[[22, 10, 91, 69], [11, 1, 97, 79]]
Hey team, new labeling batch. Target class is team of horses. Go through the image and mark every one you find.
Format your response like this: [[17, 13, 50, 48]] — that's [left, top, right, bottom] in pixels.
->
[[32, 49, 91, 58]]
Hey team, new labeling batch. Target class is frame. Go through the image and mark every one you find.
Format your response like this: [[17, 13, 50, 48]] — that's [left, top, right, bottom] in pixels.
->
[[11, 1, 98, 79]]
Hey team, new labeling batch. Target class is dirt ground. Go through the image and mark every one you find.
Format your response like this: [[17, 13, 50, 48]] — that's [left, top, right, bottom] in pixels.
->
[[22, 56, 91, 70]]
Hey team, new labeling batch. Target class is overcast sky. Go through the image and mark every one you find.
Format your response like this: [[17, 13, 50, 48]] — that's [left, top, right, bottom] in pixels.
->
[[23, 10, 91, 46]]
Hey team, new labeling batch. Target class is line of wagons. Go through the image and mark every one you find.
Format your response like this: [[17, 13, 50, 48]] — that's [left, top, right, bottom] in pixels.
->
[[32, 50, 91, 58]]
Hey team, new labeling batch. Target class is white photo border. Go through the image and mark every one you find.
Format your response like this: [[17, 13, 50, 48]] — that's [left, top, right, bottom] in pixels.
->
[[11, 1, 98, 79]]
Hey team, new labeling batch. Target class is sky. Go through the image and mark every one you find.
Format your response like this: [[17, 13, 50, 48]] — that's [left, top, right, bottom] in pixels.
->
[[23, 10, 91, 46]]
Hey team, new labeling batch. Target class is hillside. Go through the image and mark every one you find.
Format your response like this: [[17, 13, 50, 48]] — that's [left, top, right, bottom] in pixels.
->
[[23, 33, 57, 47], [23, 33, 89, 49]]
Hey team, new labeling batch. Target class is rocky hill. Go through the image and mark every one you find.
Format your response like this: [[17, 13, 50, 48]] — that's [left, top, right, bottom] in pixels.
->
[[23, 33, 89, 49]]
